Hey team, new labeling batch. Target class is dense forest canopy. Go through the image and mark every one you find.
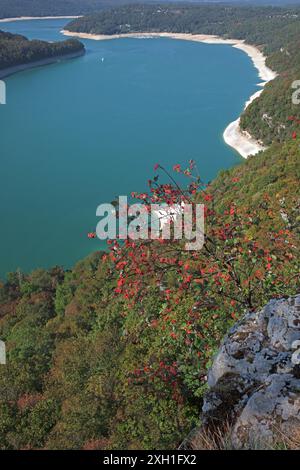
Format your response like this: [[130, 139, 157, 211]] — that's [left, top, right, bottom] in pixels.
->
[[66, 4, 300, 144], [0, 0, 143, 18], [0, 30, 84, 70], [66, 3, 300, 46], [1, 0, 300, 19], [0, 137, 299, 449], [0, 0, 197, 19]]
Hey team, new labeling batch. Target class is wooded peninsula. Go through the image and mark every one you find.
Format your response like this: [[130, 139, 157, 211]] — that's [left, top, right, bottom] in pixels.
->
[[0, 30, 85, 74]]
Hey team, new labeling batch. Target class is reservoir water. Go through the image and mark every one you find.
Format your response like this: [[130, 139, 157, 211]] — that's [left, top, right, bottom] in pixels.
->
[[0, 19, 260, 278]]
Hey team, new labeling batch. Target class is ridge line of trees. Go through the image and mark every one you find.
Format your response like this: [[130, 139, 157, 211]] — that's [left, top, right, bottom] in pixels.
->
[[0, 30, 85, 70]]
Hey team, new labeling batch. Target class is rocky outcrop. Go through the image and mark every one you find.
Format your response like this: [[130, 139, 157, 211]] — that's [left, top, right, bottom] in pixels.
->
[[192, 294, 300, 449]]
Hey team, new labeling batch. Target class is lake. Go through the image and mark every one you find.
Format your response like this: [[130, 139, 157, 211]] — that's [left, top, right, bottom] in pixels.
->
[[0, 18, 260, 278]]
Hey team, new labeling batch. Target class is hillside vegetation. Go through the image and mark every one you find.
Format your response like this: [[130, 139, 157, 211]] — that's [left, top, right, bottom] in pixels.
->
[[0, 0, 139, 19], [0, 30, 84, 70], [0, 137, 299, 449]]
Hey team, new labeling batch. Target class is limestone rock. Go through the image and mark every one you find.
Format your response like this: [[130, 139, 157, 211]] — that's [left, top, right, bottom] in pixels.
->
[[199, 294, 300, 449]]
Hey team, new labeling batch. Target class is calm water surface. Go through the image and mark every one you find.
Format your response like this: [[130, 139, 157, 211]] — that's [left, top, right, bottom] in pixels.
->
[[0, 19, 261, 278]]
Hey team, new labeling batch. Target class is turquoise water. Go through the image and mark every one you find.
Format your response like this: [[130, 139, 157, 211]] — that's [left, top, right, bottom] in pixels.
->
[[0, 19, 260, 279]]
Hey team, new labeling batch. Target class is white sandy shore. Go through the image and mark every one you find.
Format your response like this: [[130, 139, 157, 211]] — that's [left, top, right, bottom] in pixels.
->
[[62, 30, 277, 158], [0, 16, 81, 23]]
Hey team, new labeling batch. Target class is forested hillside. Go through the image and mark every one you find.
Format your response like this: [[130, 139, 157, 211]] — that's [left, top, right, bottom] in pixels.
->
[[0, 0, 141, 19], [66, 4, 300, 145], [67, 3, 300, 42], [0, 1, 204, 20], [0, 136, 299, 449], [0, 30, 84, 70]]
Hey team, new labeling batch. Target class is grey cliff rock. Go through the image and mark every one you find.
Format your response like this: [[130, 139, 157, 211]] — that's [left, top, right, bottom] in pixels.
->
[[194, 294, 300, 449]]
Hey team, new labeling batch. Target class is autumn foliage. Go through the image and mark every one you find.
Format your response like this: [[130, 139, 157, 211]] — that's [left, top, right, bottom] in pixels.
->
[[102, 161, 299, 402], [0, 146, 299, 449]]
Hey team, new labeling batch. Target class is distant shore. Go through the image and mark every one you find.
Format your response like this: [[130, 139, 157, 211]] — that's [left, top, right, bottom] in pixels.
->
[[0, 16, 81, 23], [62, 30, 277, 158], [0, 49, 85, 80]]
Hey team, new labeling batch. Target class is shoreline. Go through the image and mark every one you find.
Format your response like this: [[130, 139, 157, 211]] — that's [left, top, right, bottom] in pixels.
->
[[62, 30, 277, 158], [0, 16, 81, 23], [0, 49, 85, 80]]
